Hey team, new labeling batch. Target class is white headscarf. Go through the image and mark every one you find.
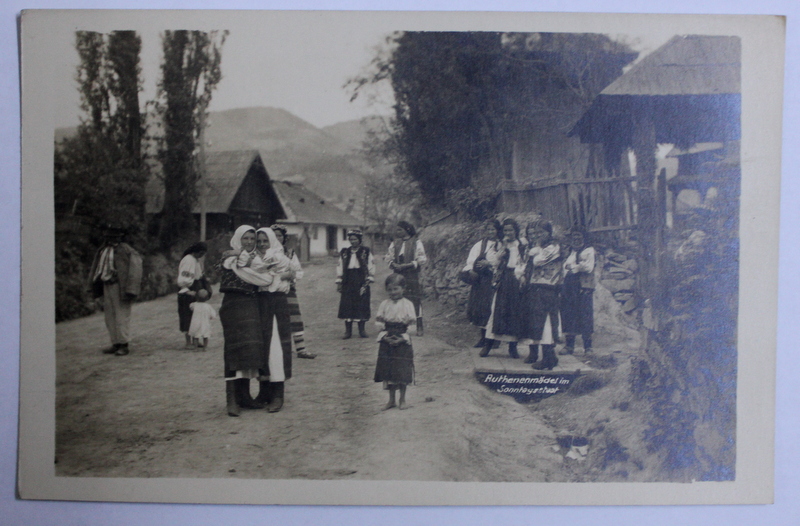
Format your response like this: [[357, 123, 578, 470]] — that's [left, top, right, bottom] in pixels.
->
[[225, 225, 274, 287], [256, 227, 292, 293]]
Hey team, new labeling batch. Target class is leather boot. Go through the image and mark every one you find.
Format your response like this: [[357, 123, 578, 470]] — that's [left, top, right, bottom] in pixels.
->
[[343, 321, 353, 339], [559, 335, 575, 355], [416, 318, 424, 336], [358, 321, 368, 338], [583, 335, 593, 353], [525, 344, 539, 364], [267, 382, 284, 413], [534, 345, 558, 370], [473, 329, 487, 348], [226, 381, 240, 417], [254, 380, 272, 406], [237, 379, 264, 409], [479, 339, 493, 357], [508, 341, 519, 359]]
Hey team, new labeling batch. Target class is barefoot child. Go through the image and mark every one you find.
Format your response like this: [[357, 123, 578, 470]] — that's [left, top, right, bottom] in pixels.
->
[[188, 289, 217, 349], [374, 274, 416, 410]]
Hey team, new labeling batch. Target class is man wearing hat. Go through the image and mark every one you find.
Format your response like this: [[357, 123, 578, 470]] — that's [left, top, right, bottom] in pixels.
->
[[88, 225, 143, 356], [386, 221, 428, 336]]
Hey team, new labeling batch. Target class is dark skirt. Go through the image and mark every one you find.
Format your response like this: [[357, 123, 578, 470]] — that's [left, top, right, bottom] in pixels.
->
[[490, 267, 522, 338], [374, 335, 414, 385], [178, 293, 194, 332], [220, 292, 265, 373], [338, 268, 371, 320], [178, 277, 211, 332], [467, 273, 494, 327], [257, 292, 293, 380], [561, 274, 594, 335], [400, 271, 423, 317], [519, 284, 561, 342]]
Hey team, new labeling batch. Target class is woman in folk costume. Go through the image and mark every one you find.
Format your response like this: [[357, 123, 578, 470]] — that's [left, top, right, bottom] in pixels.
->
[[177, 242, 210, 348], [463, 219, 502, 348], [559, 228, 596, 356], [517, 220, 564, 370], [386, 221, 428, 336], [336, 228, 375, 339], [480, 218, 523, 358], [252, 227, 295, 413], [270, 224, 315, 359], [217, 225, 282, 416]]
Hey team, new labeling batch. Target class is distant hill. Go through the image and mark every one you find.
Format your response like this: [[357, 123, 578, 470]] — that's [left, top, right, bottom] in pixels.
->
[[321, 115, 392, 154], [205, 107, 379, 218], [55, 107, 392, 221]]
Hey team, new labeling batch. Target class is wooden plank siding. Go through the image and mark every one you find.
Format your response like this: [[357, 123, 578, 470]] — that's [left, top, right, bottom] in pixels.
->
[[498, 176, 638, 235]]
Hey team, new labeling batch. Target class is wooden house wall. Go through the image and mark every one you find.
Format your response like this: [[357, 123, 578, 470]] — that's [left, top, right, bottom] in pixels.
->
[[228, 164, 285, 224]]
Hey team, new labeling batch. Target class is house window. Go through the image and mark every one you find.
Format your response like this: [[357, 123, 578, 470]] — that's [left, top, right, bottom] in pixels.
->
[[312, 226, 318, 240], [342, 228, 347, 241]]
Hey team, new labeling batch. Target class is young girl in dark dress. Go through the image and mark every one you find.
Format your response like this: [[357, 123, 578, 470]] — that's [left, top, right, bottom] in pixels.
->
[[336, 229, 375, 339], [374, 273, 417, 410]]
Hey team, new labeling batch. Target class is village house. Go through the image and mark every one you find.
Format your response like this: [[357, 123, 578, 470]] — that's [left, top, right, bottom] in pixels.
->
[[146, 149, 362, 259]]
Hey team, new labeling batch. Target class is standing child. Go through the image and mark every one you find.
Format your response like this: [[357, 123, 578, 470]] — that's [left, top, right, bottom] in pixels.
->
[[374, 274, 416, 410], [188, 289, 217, 349], [559, 228, 596, 355]]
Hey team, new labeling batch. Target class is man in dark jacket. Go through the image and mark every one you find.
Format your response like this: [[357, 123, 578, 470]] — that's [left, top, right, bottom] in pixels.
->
[[88, 225, 143, 356]]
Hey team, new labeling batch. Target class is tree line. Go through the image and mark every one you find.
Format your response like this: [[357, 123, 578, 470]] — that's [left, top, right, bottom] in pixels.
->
[[55, 30, 227, 321]]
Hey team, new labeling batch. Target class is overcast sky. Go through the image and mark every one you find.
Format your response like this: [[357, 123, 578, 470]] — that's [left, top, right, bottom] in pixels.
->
[[53, 26, 675, 131]]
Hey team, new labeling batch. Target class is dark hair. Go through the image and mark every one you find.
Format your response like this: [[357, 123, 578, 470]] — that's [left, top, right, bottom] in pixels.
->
[[569, 227, 590, 245], [270, 224, 288, 237], [485, 219, 502, 238], [182, 242, 208, 258], [527, 219, 553, 236], [397, 221, 416, 237], [385, 273, 406, 289], [501, 218, 520, 239]]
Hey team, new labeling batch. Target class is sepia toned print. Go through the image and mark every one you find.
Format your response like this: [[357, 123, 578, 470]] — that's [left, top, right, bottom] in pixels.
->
[[19, 10, 782, 505]]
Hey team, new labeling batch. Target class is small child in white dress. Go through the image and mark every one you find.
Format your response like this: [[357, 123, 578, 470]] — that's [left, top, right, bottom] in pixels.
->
[[188, 289, 217, 349]]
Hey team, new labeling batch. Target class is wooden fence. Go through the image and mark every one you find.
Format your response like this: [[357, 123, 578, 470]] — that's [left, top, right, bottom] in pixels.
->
[[497, 176, 638, 241]]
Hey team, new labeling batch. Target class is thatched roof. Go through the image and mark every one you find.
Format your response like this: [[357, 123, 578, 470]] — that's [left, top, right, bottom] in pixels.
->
[[570, 35, 741, 146], [272, 180, 361, 227], [146, 150, 266, 214], [601, 35, 740, 97]]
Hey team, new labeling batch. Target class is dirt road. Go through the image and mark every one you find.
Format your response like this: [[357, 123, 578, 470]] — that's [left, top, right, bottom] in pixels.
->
[[56, 258, 597, 481]]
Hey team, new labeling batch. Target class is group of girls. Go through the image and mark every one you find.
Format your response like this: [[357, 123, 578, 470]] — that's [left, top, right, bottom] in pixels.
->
[[335, 221, 427, 410], [463, 217, 596, 371], [177, 223, 314, 417]]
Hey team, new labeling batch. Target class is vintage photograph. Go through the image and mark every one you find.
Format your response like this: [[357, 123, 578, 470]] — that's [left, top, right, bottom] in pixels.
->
[[18, 10, 783, 506]]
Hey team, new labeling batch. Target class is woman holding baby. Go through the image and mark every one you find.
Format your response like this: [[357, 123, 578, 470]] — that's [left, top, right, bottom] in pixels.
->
[[218, 225, 294, 416]]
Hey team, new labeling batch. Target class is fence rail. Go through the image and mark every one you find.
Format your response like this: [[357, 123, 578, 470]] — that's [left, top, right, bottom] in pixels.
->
[[498, 176, 638, 237]]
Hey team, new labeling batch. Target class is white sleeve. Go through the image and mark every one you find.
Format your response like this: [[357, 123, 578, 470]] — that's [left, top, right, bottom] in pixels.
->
[[575, 247, 596, 274], [177, 256, 196, 290], [385, 242, 396, 263], [463, 241, 482, 272], [290, 254, 304, 280], [335, 252, 344, 283], [413, 240, 427, 269], [367, 251, 375, 282], [532, 244, 560, 267]]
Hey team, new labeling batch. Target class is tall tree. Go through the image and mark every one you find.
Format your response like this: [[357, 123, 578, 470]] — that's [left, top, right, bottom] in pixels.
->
[[55, 30, 146, 321], [155, 30, 227, 250], [350, 32, 636, 214], [56, 30, 147, 234]]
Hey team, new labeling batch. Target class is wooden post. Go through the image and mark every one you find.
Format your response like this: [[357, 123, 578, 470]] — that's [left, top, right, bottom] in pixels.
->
[[198, 111, 207, 242], [631, 99, 660, 305]]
